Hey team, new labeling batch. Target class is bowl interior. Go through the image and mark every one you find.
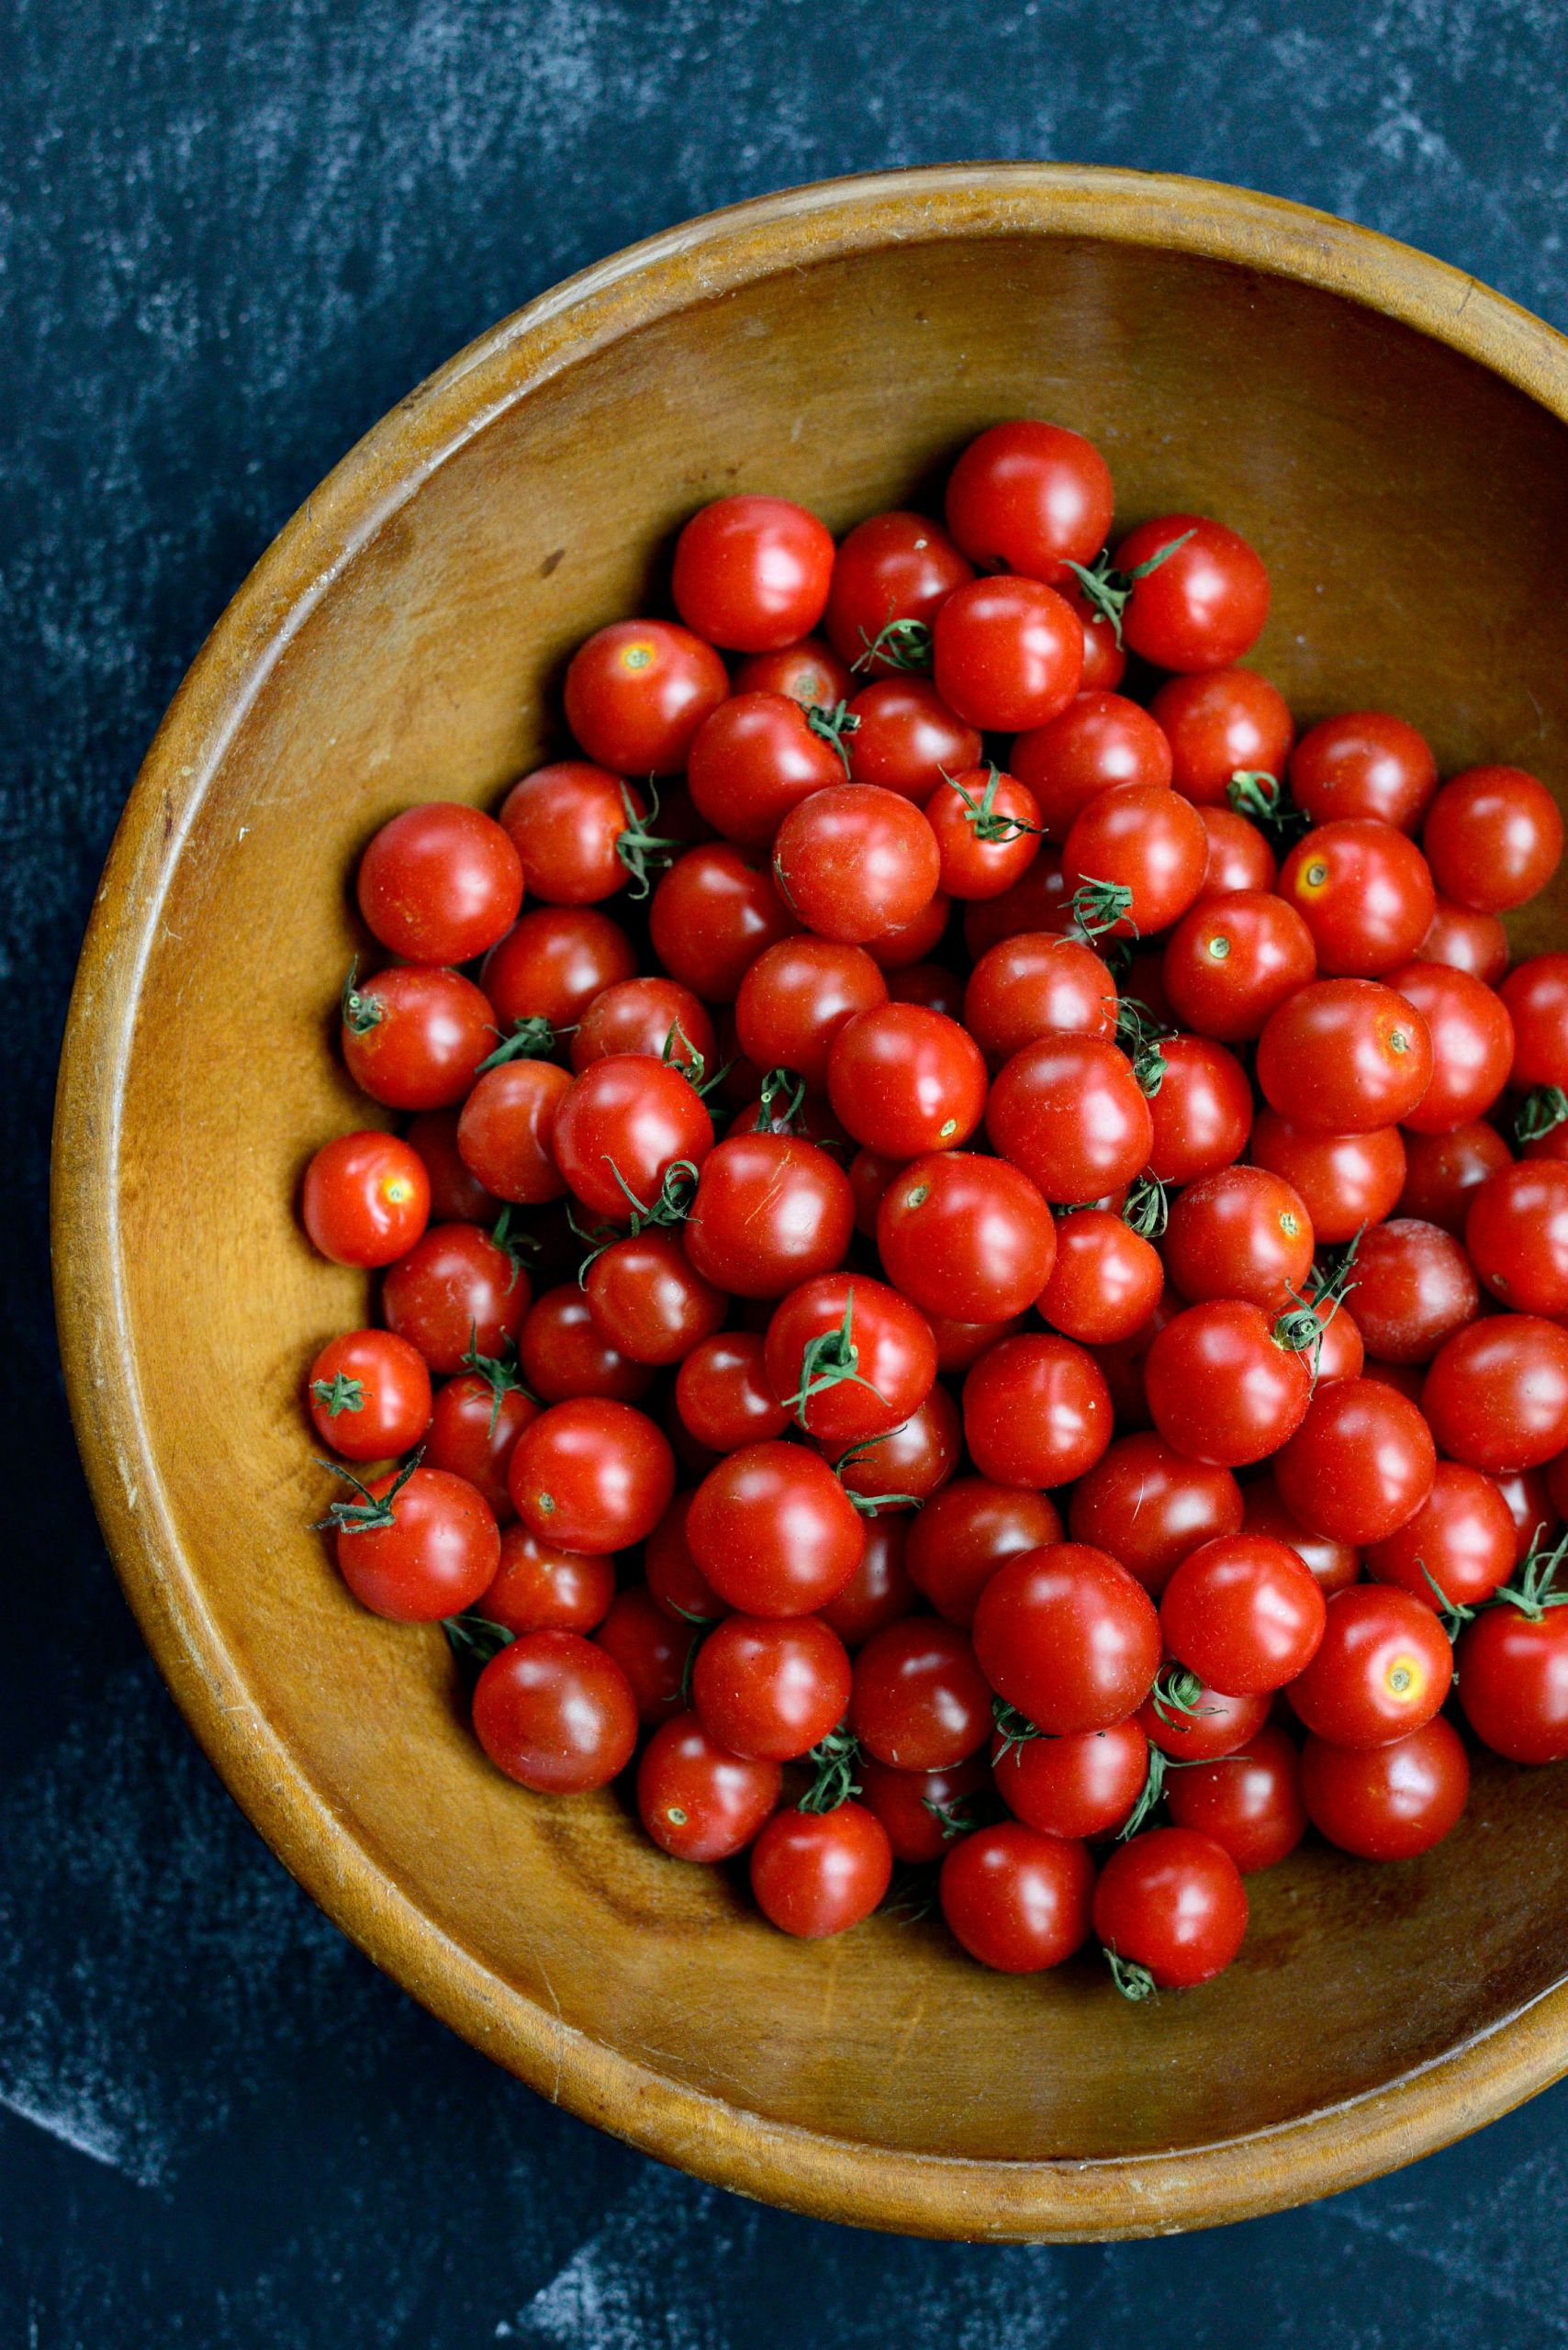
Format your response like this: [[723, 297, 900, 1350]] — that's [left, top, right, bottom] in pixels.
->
[[65, 181, 1568, 2234]]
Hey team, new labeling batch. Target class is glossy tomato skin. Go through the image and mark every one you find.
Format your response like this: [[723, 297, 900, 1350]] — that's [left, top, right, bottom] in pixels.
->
[[1289, 711, 1439, 833], [765, 1273, 937, 1446], [648, 844, 799, 1003], [1195, 806, 1278, 899], [405, 1108, 499, 1225], [551, 1055, 713, 1223], [1457, 1603, 1568, 1763], [1146, 1035, 1253, 1185], [1279, 821, 1435, 978], [1465, 1160, 1568, 1316], [1149, 666, 1294, 804], [964, 1333, 1113, 1489], [1396, 1118, 1514, 1234], [1501, 1464, 1561, 1562], [1288, 1584, 1452, 1747], [584, 1229, 727, 1367], [684, 1132, 853, 1299], [992, 1718, 1148, 1839], [1249, 1113, 1406, 1245], [849, 1618, 992, 1770], [986, 1035, 1153, 1204], [1116, 515, 1270, 672], [1256, 978, 1433, 1133], [1301, 1718, 1469, 1859], [685, 1441, 864, 1616], [821, 1384, 962, 1515], [1501, 954, 1568, 1091], [734, 936, 888, 1089], [1067, 1434, 1242, 1597], [690, 1613, 852, 1761], [1039, 1210, 1164, 1347], [1346, 1218, 1478, 1366], [564, 619, 729, 773], [675, 1331, 791, 1453], [1061, 782, 1209, 937], [1092, 1827, 1249, 1987], [498, 763, 644, 905], [472, 1629, 638, 1793], [1159, 1534, 1327, 1695], [1137, 1680, 1271, 1762], [772, 785, 941, 946], [302, 1131, 431, 1267], [823, 509, 973, 675], [334, 1465, 499, 1621], [1419, 897, 1509, 986], [1423, 764, 1564, 912], [820, 1516, 920, 1647], [1161, 890, 1316, 1043], [507, 1398, 675, 1553], [876, 1152, 1056, 1324], [424, 1375, 536, 1521], [826, 1002, 988, 1158], [456, 1060, 572, 1205], [1424, 1315, 1568, 1472], [636, 1713, 782, 1863], [1145, 1299, 1314, 1468], [904, 1479, 1063, 1627], [672, 495, 834, 652], [750, 1803, 892, 1937], [945, 420, 1114, 581], [1364, 1460, 1517, 1610], [1163, 1165, 1314, 1313], [1164, 1723, 1307, 1873], [1385, 959, 1513, 1133], [1241, 1473, 1361, 1595], [357, 802, 523, 965], [932, 575, 1083, 732], [643, 1492, 729, 1623], [480, 1525, 616, 1637], [973, 1542, 1161, 1734], [519, 1285, 653, 1404], [484, 906, 636, 1033], [383, 1223, 530, 1374], [307, 1328, 433, 1461], [862, 889, 952, 970], [1010, 691, 1173, 840], [924, 767, 1043, 901], [594, 1585, 697, 1726], [858, 1754, 989, 1863], [733, 636, 853, 708], [342, 966, 495, 1111], [963, 934, 1117, 1069], [1274, 1378, 1435, 1546], [846, 677, 981, 801], [940, 1823, 1096, 1973], [685, 691, 846, 848]]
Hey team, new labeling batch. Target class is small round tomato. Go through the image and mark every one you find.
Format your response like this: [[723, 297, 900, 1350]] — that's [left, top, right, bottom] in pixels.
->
[[1424, 1315, 1568, 1472], [1466, 1161, 1568, 1316], [341, 966, 495, 1111], [986, 1035, 1152, 1204], [992, 1718, 1148, 1839], [551, 1056, 713, 1223], [1501, 1465, 1561, 1562], [963, 1333, 1113, 1489], [1423, 764, 1564, 912], [1502, 953, 1568, 1093], [1115, 515, 1270, 672], [356, 801, 523, 965], [1384, 959, 1513, 1133], [1159, 1533, 1327, 1695], [1256, 978, 1433, 1133], [928, 1311, 1030, 1375], [1347, 1217, 1481, 1364], [846, 677, 981, 800], [671, 494, 834, 652], [765, 1273, 936, 1446], [456, 1059, 572, 1206], [507, 1398, 674, 1553], [685, 691, 847, 848], [904, 1479, 1062, 1627], [940, 1822, 1095, 1973], [1062, 572, 1126, 691], [424, 1373, 536, 1520], [301, 1131, 431, 1267], [1149, 667, 1294, 805], [733, 636, 853, 708], [472, 1628, 638, 1792], [1301, 1718, 1469, 1859], [1419, 896, 1510, 986], [1164, 1723, 1307, 1873], [1287, 1583, 1451, 1747], [1092, 1827, 1248, 1990], [858, 1753, 989, 1862], [691, 1612, 852, 1762], [405, 1108, 499, 1224], [1067, 1434, 1242, 1596], [734, 935, 888, 1090], [876, 1152, 1056, 1324], [973, 1542, 1160, 1734], [1194, 805, 1278, 898], [820, 1384, 960, 1515], [1289, 711, 1439, 833], [963, 932, 1116, 1063], [479, 1524, 616, 1637], [1010, 691, 1173, 839], [932, 575, 1083, 732], [1146, 1035, 1252, 1185], [683, 1131, 853, 1300], [484, 905, 636, 1034], [382, 1222, 530, 1373], [861, 888, 952, 969], [961, 851, 1079, 955], [519, 1285, 653, 1404], [750, 1802, 892, 1937], [648, 843, 799, 1002], [1039, 1210, 1164, 1347], [1279, 820, 1435, 979], [1397, 1118, 1514, 1234], [1061, 782, 1209, 939], [823, 509, 973, 674], [643, 1492, 729, 1623], [1137, 1678, 1271, 1762], [825, 1002, 987, 1158], [1364, 1460, 1516, 1611], [1457, 1595, 1568, 1763], [593, 1585, 697, 1726], [924, 767, 1043, 901], [685, 1440, 864, 1616], [944, 419, 1114, 581], [1161, 890, 1316, 1043], [307, 1328, 433, 1460], [584, 1229, 727, 1366], [1145, 1298, 1315, 1468], [849, 1618, 992, 1771], [772, 785, 941, 946], [564, 619, 729, 773], [820, 1516, 919, 1647], [1163, 1165, 1314, 1312], [331, 1462, 499, 1621], [637, 1713, 782, 1863], [1249, 1113, 1406, 1245], [1274, 1378, 1435, 1546], [498, 762, 653, 906], [1241, 1473, 1361, 1595]]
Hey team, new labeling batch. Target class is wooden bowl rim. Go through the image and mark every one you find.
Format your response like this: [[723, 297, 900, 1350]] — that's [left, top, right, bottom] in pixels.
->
[[51, 162, 1568, 2241]]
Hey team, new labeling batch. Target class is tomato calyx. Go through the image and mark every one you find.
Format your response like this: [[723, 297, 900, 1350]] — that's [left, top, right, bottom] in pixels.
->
[[614, 781, 683, 900], [478, 1015, 567, 1073], [1070, 876, 1137, 943], [1516, 1086, 1568, 1144], [803, 698, 862, 774], [1491, 1530, 1568, 1622], [1064, 530, 1195, 648], [1148, 1663, 1212, 1728], [1419, 1566, 1477, 1644], [461, 1326, 536, 1436], [745, 1066, 811, 1136], [852, 617, 935, 676], [311, 1447, 423, 1534], [569, 1159, 700, 1277], [340, 958, 382, 1036], [1271, 1284, 1334, 1384], [832, 1429, 922, 1517], [1103, 1944, 1159, 2002], [310, 1371, 364, 1417], [991, 1695, 1044, 1764], [1298, 1226, 1364, 1373], [1114, 998, 1169, 1097], [442, 1610, 515, 1673], [798, 1726, 862, 1813], [1117, 1744, 1210, 1841], [922, 1792, 984, 1842], [662, 1018, 734, 1102], [1123, 1172, 1171, 1239], [783, 1288, 887, 1429], [945, 764, 1039, 845], [491, 1205, 543, 1287], [1226, 769, 1311, 845]]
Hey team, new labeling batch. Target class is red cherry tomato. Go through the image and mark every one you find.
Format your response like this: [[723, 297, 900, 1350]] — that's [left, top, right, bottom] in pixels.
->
[[1241, 1473, 1361, 1595], [584, 1229, 727, 1366], [772, 785, 941, 945], [973, 1542, 1160, 1733], [904, 1478, 1063, 1627], [1423, 1315, 1568, 1472], [939, 1822, 1096, 1973], [479, 1525, 616, 1637], [1137, 1678, 1271, 1762], [820, 1385, 960, 1517], [1397, 1118, 1514, 1234], [765, 1272, 936, 1447], [1364, 1460, 1516, 1611], [484, 905, 636, 1034], [1164, 1165, 1314, 1313], [519, 1284, 654, 1404], [564, 619, 729, 773], [301, 1130, 431, 1267], [1278, 820, 1436, 979], [648, 844, 799, 1002], [307, 1328, 433, 1460], [1465, 1160, 1568, 1316], [932, 575, 1083, 732], [1417, 898, 1509, 987], [1249, 1112, 1406, 1245], [1384, 960, 1514, 1133], [944, 420, 1114, 582], [1457, 1596, 1568, 1763], [593, 1585, 697, 1726], [823, 509, 973, 674], [672, 495, 834, 652], [507, 1398, 674, 1553], [1061, 782, 1209, 940], [1145, 1035, 1252, 1185], [383, 1221, 530, 1374], [991, 1718, 1148, 1839], [876, 1151, 1056, 1324], [1149, 667, 1294, 806], [685, 1440, 864, 1616], [1161, 890, 1316, 1043], [331, 1462, 499, 1621], [1256, 978, 1433, 1132], [846, 677, 981, 801], [749, 1802, 892, 1937], [691, 1612, 852, 1761], [1159, 1533, 1327, 1695], [924, 767, 1043, 901], [685, 691, 847, 848], [683, 1131, 853, 1301], [356, 802, 523, 965], [1287, 1583, 1451, 1747], [1092, 1827, 1249, 1988], [826, 1002, 988, 1157], [1422, 764, 1563, 912], [1164, 1723, 1307, 1873], [423, 1374, 536, 1520], [963, 1333, 1113, 1490], [341, 965, 495, 1111], [1344, 1217, 1480, 1364], [1301, 1718, 1469, 1859], [886, 961, 964, 1019], [1194, 805, 1278, 898], [1115, 515, 1270, 672], [1502, 953, 1568, 1094], [498, 763, 653, 906], [819, 1516, 920, 1648], [861, 888, 953, 969], [986, 1035, 1152, 1204], [734, 935, 888, 1091], [963, 932, 1116, 1062], [849, 1618, 993, 1770], [733, 636, 853, 709], [1039, 1209, 1164, 1346], [472, 1629, 638, 1792], [1062, 572, 1127, 691], [405, 1108, 500, 1225], [1145, 1298, 1315, 1468], [858, 1754, 990, 1862], [643, 1492, 729, 1624], [1010, 691, 1173, 840], [456, 1060, 572, 1205], [1274, 1378, 1435, 1546], [637, 1713, 782, 1862], [1289, 711, 1439, 832], [961, 850, 1079, 955], [551, 1055, 713, 1223], [1067, 1434, 1242, 1596]]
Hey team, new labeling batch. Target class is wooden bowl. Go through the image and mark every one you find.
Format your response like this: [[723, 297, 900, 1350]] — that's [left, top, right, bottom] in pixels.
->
[[54, 164, 1568, 2241]]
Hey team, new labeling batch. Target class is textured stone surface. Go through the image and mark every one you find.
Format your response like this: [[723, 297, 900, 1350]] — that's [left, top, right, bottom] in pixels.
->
[[7, 0, 1568, 2339]]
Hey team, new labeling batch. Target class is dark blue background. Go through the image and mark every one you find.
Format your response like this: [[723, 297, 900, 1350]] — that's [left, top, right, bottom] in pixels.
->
[[7, 3, 1568, 2342]]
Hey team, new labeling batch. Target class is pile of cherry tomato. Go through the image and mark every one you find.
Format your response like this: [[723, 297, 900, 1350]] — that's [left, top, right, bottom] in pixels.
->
[[299, 418, 1568, 1998]]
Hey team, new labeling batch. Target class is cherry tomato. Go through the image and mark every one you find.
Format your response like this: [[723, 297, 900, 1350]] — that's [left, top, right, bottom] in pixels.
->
[[683, 1131, 853, 1299], [424, 1374, 535, 1520], [584, 1229, 727, 1366], [963, 932, 1116, 1063], [587, 1585, 693, 1726], [733, 636, 853, 708], [1423, 764, 1563, 912], [823, 509, 973, 674], [1424, 1315, 1568, 1472], [472, 1628, 638, 1792], [734, 935, 888, 1089], [821, 1383, 961, 1514], [1289, 711, 1439, 832], [1501, 1465, 1561, 1562], [765, 1272, 936, 1446], [686, 691, 846, 848], [750, 1802, 892, 1937], [858, 1754, 989, 1862], [1146, 1035, 1252, 1185], [518, 1284, 654, 1404], [456, 1059, 572, 1205], [1345, 1216, 1479, 1364], [961, 851, 1078, 955], [691, 1612, 852, 1761], [1249, 1113, 1406, 1245], [1159, 1533, 1326, 1695], [479, 1524, 616, 1637], [846, 1618, 990, 1770], [1164, 1723, 1307, 1873], [1161, 890, 1316, 1043], [356, 801, 522, 965], [332, 1463, 499, 1621], [963, 1333, 1112, 1489], [1274, 1377, 1435, 1547], [826, 1002, 988, 1157], [637, 1712, 782, 1862], [1062, 573, 1126, 691], [772, 785, 941, 945], [1145, 1298, 1315, 1467], [1194, 805, 1278, 898], [1039, 1210, 1164, 1346], [484, 906, 636, 1034], [302, 1130, 431, 1267], [552, 1055, 713, 1223], [685, 1440, 864, 1616], [1240, 1474, 1361, 1595], [507, 1398, 674, 1553], [1092, 1827, 1248, 1988], [648, 843, 799, 1002], [861, 888, 952, 969], [944, 420, 1114, 581], [382, 1222, 530, 1373], [307, 1328, 433, 1460], [1163, 1165, 1314, 1313], [672, 495, 834, 652], [846, 677, 981, 801], [820, 1516, 920, 1648], [1396, 1118, 1513, 1234], [1061, 782, 1209, 939], [1363, 1459, 1515, 1612], [973, 1542, 1160, 1733], [1115, 514, 1270, 672], [928, 1310, 1031, 1375], [1301, 1718, 1469, 1859], [564, 619, 729, 773], [405, 1108, 500, 1225], [1287, 1584, 1451, 1747], [1418, 896, 1509, 986], [643, 1491, 729, 1623], [1010, 692, 1173, 840], [1137, 1678, 1271, 1762], [932, 575, 1083, 732], [924, 767, 1042, 901], [940, 1822, 1095, 1973], [986, 1035, 1152, 1203], [904, 1478, 1063, 1626], [1465, 1160, 1568, 1315], [1149, 667, 1294, 806], [876, 1152, 1055, 1323], [992, 1718, 1148, 1839], [498, 763, 652, 906], [1457, 1596, 1568, 1763], [1068, 1433, 1242, 1595], [1502, 953, 1568, 1095], [1256, 978, 1433, 1132], [1384, 960, 1513, 1133], [341, 966, 494, 1111], [1278, 820, 1435, 979]]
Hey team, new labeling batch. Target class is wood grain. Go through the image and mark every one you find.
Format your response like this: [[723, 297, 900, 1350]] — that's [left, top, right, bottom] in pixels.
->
[[51, 163, 1568, 2240]]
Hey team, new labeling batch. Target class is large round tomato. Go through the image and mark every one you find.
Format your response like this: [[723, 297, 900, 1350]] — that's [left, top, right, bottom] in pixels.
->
[[963, 932, 1116, 1065]]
